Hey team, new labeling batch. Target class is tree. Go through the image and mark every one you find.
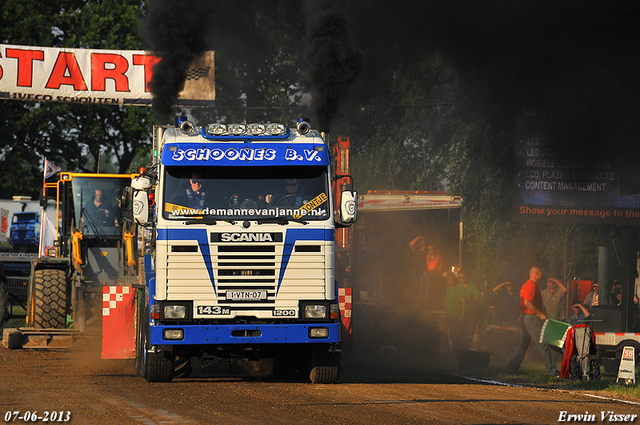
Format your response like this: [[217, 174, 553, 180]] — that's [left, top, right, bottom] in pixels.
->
[[0, 0, 153, 199]]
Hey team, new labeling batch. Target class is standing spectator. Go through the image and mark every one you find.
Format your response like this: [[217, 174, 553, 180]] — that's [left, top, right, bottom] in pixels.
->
[[484, 303, 501, 327], [426, 244, 443, 276], [583, 281, 599, 309], [479, 303, 502, 352], [634, 293, 640, 331], [409, 236, 428, 298], [444, 272, 466, 353], [409, 239, 444, 308], [493, 281, 520, 325], [541, 277, 567, 367], [568, 302, 590, 326], [458, 270, 481, 337], [506, 266, 559, 376], [541, 277, 568, 322], [611, 288, 622, 307], [609, 280, 622, 305]]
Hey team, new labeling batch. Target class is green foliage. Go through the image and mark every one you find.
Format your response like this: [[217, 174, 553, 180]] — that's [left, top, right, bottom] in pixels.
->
[[0, 0, 153, 200], [0, 1, 621, 284]]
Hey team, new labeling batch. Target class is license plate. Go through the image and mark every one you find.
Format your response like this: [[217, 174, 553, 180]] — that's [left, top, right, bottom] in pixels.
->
[[226, 290, 267, 301]]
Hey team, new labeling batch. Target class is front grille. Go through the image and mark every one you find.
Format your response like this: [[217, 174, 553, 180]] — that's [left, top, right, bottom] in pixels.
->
[[216, 245, 276, 304]]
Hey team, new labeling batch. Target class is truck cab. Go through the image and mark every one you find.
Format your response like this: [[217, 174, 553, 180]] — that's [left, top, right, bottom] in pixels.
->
[[10, 211, 40, 253], [130, 119, 357, 383]]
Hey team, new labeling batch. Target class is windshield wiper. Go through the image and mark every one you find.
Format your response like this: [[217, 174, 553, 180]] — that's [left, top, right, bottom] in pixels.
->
[[184, 215, 236, 225], [256, 217, 308, 225]]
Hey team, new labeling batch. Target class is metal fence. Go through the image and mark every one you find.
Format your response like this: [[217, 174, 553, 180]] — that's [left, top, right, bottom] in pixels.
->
[[6, 275, 28, 305]]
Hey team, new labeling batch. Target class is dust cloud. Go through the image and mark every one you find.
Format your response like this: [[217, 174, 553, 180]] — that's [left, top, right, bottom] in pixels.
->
[[338, 208, 516, 382]]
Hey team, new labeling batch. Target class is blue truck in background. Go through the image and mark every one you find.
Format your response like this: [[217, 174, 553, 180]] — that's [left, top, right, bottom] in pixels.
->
[[10, 211, 40, 253]]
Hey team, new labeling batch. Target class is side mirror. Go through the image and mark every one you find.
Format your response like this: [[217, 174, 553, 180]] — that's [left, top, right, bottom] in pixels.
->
[[132, 175, 151, 190], [133, 191, 149, 225], [339, 190, 357, 226]]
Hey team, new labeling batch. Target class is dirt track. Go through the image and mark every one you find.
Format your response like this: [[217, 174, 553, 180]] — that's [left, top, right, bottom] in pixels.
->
[[1, 334, 639, 425]]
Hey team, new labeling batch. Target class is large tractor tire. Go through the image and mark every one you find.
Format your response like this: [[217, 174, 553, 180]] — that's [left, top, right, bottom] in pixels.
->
[[31, 269, 67, 329], [136, 305, 175, 382], [309, 346, 340, 384]]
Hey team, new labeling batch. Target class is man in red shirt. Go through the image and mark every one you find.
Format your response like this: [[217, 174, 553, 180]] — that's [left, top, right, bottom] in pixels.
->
[[506, 266, 559, 376]]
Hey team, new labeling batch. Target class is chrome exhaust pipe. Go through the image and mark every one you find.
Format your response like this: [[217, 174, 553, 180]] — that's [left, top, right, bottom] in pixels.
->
[[180, 120, 196, 134], [297, 118, 311, 135]]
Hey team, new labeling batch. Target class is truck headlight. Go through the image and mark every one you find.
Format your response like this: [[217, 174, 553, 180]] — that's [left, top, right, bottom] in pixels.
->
[[304, 304, 327, 319], [164, 305, 186, 319], [309, 327, 329, 338], [158, 301, 192, 322], [163, 329, 184, 340]]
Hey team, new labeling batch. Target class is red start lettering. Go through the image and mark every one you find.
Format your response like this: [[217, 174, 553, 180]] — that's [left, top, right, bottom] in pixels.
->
[[46, 52, 88, 90], [91, 53, 129, 92], [133, 54, 161, 92], [2, 47, 160, 93], [6, 48, 45, 87]]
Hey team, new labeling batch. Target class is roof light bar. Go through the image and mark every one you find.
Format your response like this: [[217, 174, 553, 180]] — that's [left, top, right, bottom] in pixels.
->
[[203, 122, 289, 137], [247, 123, 265, 135], [207, 123, 227, 135], [228, 124, 246, 135], [266, 123, 286, 135]]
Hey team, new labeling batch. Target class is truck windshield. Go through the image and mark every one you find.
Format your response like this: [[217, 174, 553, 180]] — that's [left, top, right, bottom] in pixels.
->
[[163, 166, 330, 221], [13, 213, 38, 223], [71, 176, 131, 237]]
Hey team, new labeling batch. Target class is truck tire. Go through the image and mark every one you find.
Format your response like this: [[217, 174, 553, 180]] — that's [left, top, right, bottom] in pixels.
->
[[137, 306, 175, 382], [174, 356, 192, 379], [0, 281, 7, 326], [32, 269, 67, 329], [309, 346, 340, 384]]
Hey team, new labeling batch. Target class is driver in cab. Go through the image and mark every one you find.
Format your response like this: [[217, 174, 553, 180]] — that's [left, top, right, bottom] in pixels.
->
[[263, 178, 309, 208], [85, 189, 117, 226]]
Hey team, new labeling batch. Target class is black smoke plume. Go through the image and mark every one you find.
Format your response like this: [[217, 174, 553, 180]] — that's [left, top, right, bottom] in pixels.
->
[[142, 0, 216, 123], [303, 4, 364, 132]]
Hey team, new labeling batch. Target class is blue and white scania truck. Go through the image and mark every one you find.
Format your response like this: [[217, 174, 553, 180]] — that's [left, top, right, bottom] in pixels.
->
[[130, 118, 357, 383]]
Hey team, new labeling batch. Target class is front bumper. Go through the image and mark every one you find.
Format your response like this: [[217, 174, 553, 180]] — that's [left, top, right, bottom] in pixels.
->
[[150, 322, 341, 345]]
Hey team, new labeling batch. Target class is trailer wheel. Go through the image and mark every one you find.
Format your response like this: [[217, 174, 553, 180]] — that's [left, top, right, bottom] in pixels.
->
[[31, 269, 67, 329], [0, 281, 7, 326], [137, 306, 175, 382], [309, 346, 340, 384]]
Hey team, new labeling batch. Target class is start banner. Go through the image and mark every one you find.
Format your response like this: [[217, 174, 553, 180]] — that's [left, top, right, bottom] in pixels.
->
[[0, 44, 215, 107]]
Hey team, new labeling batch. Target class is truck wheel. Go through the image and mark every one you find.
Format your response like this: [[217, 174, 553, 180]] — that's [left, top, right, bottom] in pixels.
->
[[174, 356, 192, 378], [309, 346, 340, 384], [0, 281, 7, 326], [135, 305, 147, 378], [31, 269, 67, 329], [138, 306, 175, 382]]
